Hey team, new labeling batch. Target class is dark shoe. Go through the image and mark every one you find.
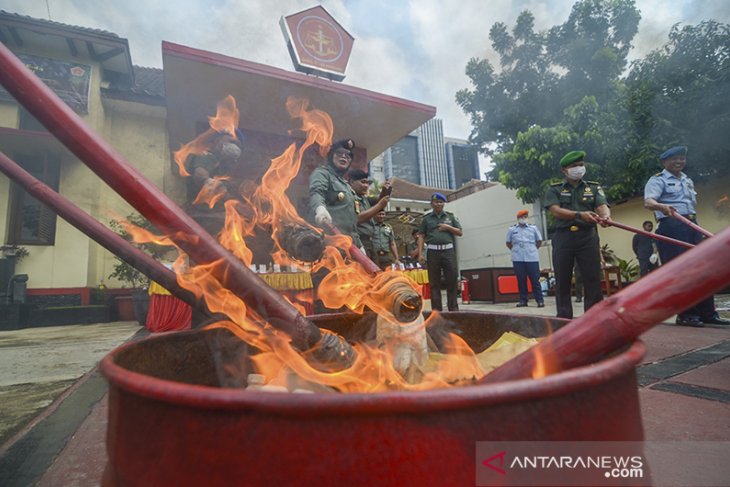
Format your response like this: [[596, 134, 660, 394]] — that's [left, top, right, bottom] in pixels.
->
[[516, 302, 528, 308], [676, 316, 704, 328], [575, 297, 582, 303], [537, 302, 545, 308], [702, 313, 730, 325]]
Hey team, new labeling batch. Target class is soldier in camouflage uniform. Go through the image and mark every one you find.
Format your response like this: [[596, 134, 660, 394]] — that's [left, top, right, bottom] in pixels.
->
[[371, 209, 400, 270]]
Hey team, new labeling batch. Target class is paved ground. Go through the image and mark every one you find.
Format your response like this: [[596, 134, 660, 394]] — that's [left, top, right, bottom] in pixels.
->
[[0, 297, 728, 486]]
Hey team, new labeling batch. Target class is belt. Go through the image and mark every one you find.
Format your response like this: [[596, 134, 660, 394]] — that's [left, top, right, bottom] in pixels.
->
[[658, 213, 696, 221], [426, 243, 454, 250], [377, 250, 388, 256], [556, 225, 594, 232]]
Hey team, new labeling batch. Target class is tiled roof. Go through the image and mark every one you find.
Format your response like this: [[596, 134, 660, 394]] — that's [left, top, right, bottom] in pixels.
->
[[131, 66, 165, 98], [390, 177, 454, 202], [102, 66, 165, 105], [0, 10, 120, 39]]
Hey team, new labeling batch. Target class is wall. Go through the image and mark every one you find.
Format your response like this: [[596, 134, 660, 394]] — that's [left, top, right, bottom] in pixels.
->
[[447, 184, 551, 272], [448, 177, 730, 274], [599, 175, 730, 264]]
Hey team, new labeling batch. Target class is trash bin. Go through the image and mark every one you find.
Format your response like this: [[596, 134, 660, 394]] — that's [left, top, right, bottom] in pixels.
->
[[8, 274, 27, 304]]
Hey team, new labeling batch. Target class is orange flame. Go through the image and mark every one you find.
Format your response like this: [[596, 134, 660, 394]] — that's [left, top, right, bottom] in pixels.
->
[[118, 95, 544, 392], [172, 95, 241, 177], [531, 320, 558, 379]]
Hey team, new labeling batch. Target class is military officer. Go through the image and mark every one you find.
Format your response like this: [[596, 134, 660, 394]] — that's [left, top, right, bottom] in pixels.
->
[[644, 146, 729, 327], [308, 138, 362, 248], [348, 170, 390, 258], [544, 150, 611, 319], [416, 192, 463, 312], [371, 209, 400, 270]]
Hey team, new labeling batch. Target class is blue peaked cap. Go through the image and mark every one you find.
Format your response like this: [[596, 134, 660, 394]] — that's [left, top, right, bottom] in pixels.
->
[[432, 192, 446, 202], [659, 146, 687, 160]]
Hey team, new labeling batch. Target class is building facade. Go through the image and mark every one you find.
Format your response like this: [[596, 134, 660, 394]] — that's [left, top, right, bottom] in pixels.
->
[[0, 11, 435, 325], [378, 119, 479, 190]]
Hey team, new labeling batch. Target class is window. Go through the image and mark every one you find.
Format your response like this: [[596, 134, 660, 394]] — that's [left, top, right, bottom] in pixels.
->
[[18, 107, 49, 133], [8, 153, 60, 245]]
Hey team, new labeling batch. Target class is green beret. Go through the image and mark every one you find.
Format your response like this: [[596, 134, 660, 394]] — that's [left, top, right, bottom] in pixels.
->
[[560, 150, 586, 167]]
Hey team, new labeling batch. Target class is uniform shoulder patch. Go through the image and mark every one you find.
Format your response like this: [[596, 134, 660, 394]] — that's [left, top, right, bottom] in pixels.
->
[[550, 181, 563, 187]]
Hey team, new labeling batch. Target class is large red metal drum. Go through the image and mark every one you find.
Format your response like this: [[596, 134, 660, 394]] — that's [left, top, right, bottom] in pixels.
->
[[100, 311, 645, 486]]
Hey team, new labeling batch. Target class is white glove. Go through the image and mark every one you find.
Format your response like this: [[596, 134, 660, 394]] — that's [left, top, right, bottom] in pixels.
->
[[315, 206, 332, 225]]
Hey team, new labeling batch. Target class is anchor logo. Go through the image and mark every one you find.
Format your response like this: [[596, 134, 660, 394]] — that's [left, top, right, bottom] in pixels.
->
[[482, 450, 507, 475]]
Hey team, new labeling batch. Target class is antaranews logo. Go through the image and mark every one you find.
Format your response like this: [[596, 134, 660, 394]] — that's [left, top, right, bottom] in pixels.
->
[[482, 451, 507, 475], [476, 442, 652, 487]]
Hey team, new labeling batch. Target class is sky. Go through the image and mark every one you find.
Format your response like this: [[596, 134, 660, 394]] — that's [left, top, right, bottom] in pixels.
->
[[4, 0, 730, 177]]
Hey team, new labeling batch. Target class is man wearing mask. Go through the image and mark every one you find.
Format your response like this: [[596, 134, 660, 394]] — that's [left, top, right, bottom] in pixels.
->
[[544, 151, 611, 319], [644, 146, 729, 327], [308, 139, 362, 248], [416, 193, 463, 312], [505, 210, 544, 308]]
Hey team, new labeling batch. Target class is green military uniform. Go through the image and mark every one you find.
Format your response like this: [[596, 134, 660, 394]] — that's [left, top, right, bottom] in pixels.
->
[[371, 221, 396, 270], [308, 164, 362, 247], [544, 179, 608, 318], [418, 210, 462, 311], [355, 194, 374, 255]]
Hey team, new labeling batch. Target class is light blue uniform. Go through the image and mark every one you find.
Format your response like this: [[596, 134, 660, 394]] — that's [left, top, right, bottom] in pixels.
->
[[644, 169, 697, 220], [505, 224, 542, 262]]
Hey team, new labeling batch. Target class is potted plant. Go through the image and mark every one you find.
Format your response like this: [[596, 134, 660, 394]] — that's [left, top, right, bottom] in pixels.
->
[[108, 214, 165, 324]]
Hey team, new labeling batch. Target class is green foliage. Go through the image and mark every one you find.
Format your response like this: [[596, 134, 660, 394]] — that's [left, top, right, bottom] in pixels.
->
[[458, 0, 729, 205], [0, 244, 29, 264], [108, 214, 165, 289], [616, 257, 640, 283]]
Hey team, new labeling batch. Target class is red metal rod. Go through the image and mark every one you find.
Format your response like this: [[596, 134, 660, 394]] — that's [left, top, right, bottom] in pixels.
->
[[323, 222, 381, 275], [671, 209, 714, 238], [604, 219, 694, 249], [480, 225, 730, 384], [0, 150, 203, 311], [0, 42, 320, 351]]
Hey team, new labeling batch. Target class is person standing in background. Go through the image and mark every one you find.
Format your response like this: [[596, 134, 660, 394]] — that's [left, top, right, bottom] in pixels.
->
[[417, 193, 463, 312], [632, 220, 659, 277], [644, 146, 729, 327], [371, 209, 400, 270], [505, 210, 545, 308]]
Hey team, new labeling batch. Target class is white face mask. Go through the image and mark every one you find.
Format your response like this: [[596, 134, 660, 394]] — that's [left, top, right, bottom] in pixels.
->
[[567, 166, 586, 180], [518, 218, 528, 225]]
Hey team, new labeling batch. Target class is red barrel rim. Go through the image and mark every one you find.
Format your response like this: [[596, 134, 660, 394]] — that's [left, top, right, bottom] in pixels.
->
[[100, 330, 645, 417]]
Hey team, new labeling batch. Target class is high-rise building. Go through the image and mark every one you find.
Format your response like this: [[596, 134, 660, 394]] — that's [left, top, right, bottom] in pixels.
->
[[374, 119, 480, 189], [445, 137, 480, 189]]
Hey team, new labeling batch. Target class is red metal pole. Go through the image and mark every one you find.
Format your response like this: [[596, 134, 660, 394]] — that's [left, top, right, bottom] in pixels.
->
[[480, 225, 730, 383], [671, 209, 714, 238], [0, 150, 203, 310], [604, 219, 694, 249], [323, 222, 381, 274], [0, 42, 322, 352]]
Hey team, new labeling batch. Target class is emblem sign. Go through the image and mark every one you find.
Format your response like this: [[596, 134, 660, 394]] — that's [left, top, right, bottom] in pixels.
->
[[280, 5, 354, 81]]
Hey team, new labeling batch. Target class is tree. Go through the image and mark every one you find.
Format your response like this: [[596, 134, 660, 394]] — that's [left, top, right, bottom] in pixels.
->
[[626, 20, 730, 181], [457, 0, 640, 160], [456, 10, 559, 156]]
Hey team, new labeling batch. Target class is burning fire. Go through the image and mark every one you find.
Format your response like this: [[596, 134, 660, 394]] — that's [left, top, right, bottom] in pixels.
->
[[122, 95, 544, 392]]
